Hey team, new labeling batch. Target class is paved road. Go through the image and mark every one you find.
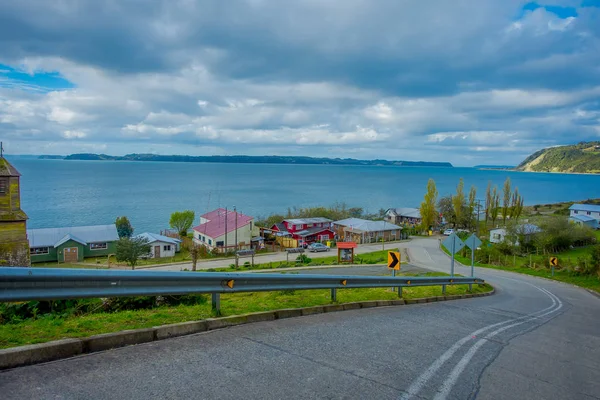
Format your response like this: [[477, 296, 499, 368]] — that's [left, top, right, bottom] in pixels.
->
[[1, 238, 598, 399], [142, 241, 408, 271]]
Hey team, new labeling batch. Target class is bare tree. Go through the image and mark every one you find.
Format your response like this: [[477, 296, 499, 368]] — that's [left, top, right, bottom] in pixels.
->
[[502, 177, 511, 224]]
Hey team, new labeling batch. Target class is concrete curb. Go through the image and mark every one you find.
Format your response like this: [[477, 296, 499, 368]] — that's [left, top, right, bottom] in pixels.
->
[[0, 287, 495, 370]]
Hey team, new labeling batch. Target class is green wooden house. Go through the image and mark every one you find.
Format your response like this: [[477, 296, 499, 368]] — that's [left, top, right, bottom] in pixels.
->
[[27, 224, 119, 263]]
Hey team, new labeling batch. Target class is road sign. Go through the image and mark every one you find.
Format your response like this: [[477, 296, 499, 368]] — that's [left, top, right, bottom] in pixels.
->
[[442, 233, 466, 254], [464, 234, 482, 250], [549, 257, 558, 267], [387, 251, 401, 270]]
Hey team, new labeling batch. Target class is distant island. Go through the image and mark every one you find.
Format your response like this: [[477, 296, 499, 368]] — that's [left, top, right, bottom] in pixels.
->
[[48, 153, 454, 167], [516, 142, 600, 174]]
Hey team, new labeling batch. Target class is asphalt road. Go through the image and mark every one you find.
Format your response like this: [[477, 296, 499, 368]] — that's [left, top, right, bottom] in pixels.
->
[[1, 238, 598, 399]]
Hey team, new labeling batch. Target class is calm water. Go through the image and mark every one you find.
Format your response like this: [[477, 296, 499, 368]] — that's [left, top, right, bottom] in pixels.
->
[[9, 158, 600, 233]]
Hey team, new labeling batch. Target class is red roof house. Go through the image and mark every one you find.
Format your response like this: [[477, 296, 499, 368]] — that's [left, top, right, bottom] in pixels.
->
[[270, 217, 335, 246], [192, 208, 254, 250]]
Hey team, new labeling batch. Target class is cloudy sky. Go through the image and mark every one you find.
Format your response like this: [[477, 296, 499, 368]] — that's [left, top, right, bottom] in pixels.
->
[[1, 0, 599, 166]]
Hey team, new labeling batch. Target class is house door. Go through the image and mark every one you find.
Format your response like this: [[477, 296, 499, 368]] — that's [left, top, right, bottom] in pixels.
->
[[64, 247, 78, 263], [154, 246, 161, 258]]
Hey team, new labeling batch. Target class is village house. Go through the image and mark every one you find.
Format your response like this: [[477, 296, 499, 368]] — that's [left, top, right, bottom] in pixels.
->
[[192, 208, 254, 251], [489, 224, 541, 246], [27, 224, 119, 263], [385, 208, 422, 226], [0, 155, 30, 266], [333, 218, 403, 244], [270, 217, 335, 247], [569, 204, 600, 228], [136, 232, 182, 258]]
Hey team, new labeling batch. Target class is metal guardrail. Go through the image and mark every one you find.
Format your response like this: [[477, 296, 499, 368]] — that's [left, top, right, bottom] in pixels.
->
[[0, 268, 484, 310]]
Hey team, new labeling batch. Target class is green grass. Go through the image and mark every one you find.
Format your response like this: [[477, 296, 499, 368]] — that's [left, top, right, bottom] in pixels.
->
[[442, 245, 600, 293], [0, 277, 491, 349]]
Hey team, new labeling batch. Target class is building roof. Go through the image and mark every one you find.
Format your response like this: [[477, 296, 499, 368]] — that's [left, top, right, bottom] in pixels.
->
[[491, 224, 541, 235], [136, 232, 182, 245], [388, 208, 421, 219], [570, 215, 597, 223], [54, 234, 88, 247], [569, 203, 600, 213], [294, 227, 335, 237], [28, 224, 119, 248], [0, 158, 21, 177], [283, 217, 332, 225], [271, 223, 288, 232], [193, 208, 253, 239], [334, 218, 402, 232]]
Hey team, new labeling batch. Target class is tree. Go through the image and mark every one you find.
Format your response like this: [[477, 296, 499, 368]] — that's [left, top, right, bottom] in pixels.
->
[[452, 178, 465, 228], [490, 186, 500, 226], [438, 195, 455, 226], [420, 179, 438, 231], [116, 237, 151, 270], [186, 241, 203, 272], [115, 216, 134, 238], [468, 185, 477, 230], [169, 210, 195, 237], [485, 181, 492, 224], [502, 177, 512, 224]]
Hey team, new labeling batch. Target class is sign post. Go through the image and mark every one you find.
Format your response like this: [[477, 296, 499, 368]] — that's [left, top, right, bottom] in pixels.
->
[[549, 257, 558, 277], [387, 250, 401, 295], [464, 234, 482, 291], [442, 233, 466, 294]]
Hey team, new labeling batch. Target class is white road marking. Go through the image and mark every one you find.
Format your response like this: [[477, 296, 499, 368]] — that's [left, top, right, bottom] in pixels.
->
[[432, 288, 563, 400], [399, 284, 561, 400]]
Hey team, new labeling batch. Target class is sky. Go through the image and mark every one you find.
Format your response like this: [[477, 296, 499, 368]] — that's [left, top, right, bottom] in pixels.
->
[[1, 0, 599, 167]]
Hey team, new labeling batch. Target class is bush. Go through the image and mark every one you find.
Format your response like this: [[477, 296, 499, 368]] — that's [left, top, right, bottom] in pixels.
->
[[296, 254, 312, 264]]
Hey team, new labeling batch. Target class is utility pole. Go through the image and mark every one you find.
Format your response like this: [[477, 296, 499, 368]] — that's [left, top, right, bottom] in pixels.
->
[[224, 207, 228, 251], [234, 205, 238, 252]]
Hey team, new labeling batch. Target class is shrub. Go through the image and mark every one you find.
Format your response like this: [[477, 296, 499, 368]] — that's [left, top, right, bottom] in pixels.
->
[[296, 254, 312, 264]]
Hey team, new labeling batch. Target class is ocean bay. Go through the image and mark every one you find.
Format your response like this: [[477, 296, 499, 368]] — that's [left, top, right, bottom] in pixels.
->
[[10, 158, 600, 233]]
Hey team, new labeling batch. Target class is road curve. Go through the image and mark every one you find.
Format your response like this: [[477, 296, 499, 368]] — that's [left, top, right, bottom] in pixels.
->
[[1, 238, 598, 399]]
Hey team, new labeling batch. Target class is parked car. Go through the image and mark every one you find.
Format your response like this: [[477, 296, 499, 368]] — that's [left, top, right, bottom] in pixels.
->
[[307, 243, 330, 252], [443, 229, 455, 236]]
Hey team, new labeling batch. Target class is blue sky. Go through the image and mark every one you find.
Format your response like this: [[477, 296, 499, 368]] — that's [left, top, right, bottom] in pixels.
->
[[0, 0, 599, 166]]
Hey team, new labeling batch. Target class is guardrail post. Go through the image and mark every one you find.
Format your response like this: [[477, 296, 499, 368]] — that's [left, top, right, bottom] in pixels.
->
[[468, 283, 473, 292], [442, 285, 446, 295], [212, 293, 220, 314], [331, 288, 337, 302], [397, 286, 402, 298]]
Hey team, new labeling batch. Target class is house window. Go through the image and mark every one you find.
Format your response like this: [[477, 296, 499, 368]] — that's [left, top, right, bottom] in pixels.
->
[[587, 211, 591, 215], [90, 243, 107, 250], [295, 225, 302, 230], [574, 210, 578, 214], [216, 241, 224, 247], [492, 234, 501, 240], [0, 178, 7, 195], [30, 247, 49, 255], [319, 234, 329, 241], [163, 245, 171, 251], [208, 239, 212, 245]]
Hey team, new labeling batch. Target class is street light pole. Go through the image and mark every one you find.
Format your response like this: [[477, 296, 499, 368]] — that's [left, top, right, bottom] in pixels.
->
[[234, 205, 238, 252]]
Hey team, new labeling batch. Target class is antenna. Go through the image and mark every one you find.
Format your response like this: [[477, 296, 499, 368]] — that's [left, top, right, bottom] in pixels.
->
[[0, 142, 4, 158]]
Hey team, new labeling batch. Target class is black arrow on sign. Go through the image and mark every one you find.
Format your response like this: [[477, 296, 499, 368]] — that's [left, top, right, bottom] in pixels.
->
[[388, 252, 399, 269]]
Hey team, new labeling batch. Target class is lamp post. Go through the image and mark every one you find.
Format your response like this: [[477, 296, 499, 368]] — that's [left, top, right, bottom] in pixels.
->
[[234, 205, 238, 252]]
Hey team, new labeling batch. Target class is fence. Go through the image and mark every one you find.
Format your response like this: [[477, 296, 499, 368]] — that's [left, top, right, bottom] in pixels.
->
[[0, 267, 485, 312]]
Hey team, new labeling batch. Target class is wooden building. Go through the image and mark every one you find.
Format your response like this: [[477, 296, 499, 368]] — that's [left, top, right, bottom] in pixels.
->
[[0, 155, 30, 267]]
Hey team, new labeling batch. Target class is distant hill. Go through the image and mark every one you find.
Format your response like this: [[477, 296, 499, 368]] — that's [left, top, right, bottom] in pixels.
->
[[59, 153, 453, 167], [516, 142, 600, 174]]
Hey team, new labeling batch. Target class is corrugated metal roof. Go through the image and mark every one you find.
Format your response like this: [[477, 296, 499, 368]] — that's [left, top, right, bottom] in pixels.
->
[[569, 203, 600, 213], [570, 215, 597, 222], [136, 232, 182, 245], [284, 217, 332, 225], [294, 227, 335, 237], [0, 158, 21, 177], [334, 218, 402, 232], [54, 234, 87, 247], [389, 208, 421, 219], [28, 224, 119, 248], [193, 209, 253, 239]]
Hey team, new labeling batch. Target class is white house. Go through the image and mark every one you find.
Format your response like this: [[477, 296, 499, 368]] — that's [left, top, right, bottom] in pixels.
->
[[192, 208, 254, 251], [136, 233, 182, 258], [385, 208, 422, 225], [569, 214, 599, 229], [569, 204, 600, 225], [490, 224, 541, 246]]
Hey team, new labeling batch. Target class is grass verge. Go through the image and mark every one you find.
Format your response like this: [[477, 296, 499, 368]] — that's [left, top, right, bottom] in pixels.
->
[[441, 245, 600, 293], [0, 275, 491, 349]]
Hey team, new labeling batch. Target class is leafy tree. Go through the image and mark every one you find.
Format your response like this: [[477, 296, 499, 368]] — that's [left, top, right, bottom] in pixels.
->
[[116, 237, 151, 270], [170, 210, 196, 237], [468, 185, 477, 230], [438, 195, 455, 226], [452, 178, 466, 228], [115, 216, 134, 238], [490, 186, 500, 226], [485, 181, 492, 224], [420, 179, 438, 231], [502, 177, 511, 224]]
